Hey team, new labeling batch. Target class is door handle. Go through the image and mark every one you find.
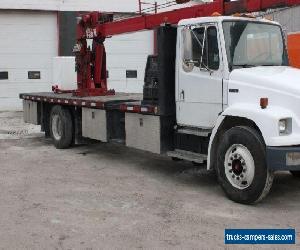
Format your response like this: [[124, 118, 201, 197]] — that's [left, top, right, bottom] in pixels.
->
[[180, 90, 185, 100]]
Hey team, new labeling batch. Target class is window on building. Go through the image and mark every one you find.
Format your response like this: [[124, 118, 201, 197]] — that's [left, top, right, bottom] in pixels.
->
[[0, 71, 8, 80], [126, 70, 137, 78], [28, 71, 41, 79]]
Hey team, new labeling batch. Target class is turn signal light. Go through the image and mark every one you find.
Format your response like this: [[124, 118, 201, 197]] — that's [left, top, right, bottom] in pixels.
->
[[212, 12, 221, 16], [260, 98, 269, 109], [232, 13, 241, 17]]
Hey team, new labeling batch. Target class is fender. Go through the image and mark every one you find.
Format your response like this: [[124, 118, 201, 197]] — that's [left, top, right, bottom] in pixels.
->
[[207, 103, 298, 170]]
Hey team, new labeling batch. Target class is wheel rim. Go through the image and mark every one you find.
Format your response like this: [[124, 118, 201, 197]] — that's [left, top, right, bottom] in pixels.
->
[[224, 144, 255, 190], [51, 114, 62, 140]]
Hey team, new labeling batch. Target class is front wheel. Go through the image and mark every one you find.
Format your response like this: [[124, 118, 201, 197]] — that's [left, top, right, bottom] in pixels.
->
[[216, 126, 274, 204]]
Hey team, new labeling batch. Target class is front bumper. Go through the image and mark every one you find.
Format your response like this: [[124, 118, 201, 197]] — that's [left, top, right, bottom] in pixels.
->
[[267, 146, 300, 171]]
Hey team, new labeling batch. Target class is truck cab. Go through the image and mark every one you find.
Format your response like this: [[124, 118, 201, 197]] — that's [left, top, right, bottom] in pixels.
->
[[173, 16, 300, 203], [176, 16, 289, 128]]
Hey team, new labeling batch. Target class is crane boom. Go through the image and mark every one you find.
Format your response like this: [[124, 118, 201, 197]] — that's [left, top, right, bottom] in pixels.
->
[[55, 0, 300, 97], [98, 1, 222, 37], [80, 0, 300, 38]]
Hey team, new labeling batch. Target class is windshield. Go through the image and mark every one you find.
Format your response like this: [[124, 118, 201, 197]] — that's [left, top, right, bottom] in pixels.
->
[[223, 21, 289, 70]]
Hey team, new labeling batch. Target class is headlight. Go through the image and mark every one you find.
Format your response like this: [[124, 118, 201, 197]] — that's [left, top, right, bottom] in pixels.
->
[[279, 118, 292, 135], [279, 119, 287, 133]]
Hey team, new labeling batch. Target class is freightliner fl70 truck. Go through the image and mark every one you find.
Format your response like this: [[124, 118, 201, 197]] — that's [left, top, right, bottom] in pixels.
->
[[20, 0, 300, 204]]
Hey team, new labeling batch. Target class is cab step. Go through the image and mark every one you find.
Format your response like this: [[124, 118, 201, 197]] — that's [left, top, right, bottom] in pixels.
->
[[176, 127, 211, 137], [167, 149, 207, 163]]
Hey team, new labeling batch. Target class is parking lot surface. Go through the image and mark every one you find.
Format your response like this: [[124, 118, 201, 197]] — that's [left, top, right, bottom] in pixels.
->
[[0, 111, 300, 249]]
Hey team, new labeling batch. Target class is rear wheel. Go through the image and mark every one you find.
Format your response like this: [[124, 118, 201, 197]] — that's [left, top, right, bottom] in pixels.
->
[[216, 126, 274, 204], [50, 105, 73, 149], [290, 171, 300, 178]]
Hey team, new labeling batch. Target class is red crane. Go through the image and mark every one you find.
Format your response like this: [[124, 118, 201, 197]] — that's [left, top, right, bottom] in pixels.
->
[[53, 0, 300, 97]]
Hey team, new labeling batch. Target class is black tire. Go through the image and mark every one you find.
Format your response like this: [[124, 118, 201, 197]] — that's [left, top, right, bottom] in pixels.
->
[[216, 126, 274, 204], [290, 171, 300, 178], [172, 157, 182, 162], [49, 105, 73, 149]]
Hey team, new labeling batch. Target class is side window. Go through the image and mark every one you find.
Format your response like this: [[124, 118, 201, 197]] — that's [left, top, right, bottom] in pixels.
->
[[182, 25, 220, 71], [182, 26, 205, 72], [207, 26, 220, 70]]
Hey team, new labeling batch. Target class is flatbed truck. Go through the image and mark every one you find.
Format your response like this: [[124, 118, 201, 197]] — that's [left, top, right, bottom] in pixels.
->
[[20, 0, 300, 204]]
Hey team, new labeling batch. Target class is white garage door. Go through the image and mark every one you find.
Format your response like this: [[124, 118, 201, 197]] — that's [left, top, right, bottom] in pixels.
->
[[0, 10, 58, 111], [106, 30, 154, 93]]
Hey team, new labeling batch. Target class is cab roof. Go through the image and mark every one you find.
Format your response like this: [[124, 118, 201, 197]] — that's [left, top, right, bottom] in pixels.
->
[[178, 16, 279, 26]]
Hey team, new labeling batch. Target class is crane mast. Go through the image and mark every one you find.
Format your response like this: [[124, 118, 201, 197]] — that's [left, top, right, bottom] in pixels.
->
[[55, 0, 300, 97]]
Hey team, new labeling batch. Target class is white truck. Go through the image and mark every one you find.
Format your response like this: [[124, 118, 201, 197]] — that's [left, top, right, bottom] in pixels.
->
[[21, 15, 300, 204]]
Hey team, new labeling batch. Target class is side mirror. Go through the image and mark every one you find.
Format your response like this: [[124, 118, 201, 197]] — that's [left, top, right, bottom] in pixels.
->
[[182, 28, 194, 72], [182, 28, 193, 62], [184, 59, 195, 65], [182, 59, 194, 72]]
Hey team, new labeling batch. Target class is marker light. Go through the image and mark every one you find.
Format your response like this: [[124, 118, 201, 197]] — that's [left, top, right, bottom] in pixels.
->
[[260, 98, 268, 109], [232, 13, 241, 17], [212, 12, 221, 16]]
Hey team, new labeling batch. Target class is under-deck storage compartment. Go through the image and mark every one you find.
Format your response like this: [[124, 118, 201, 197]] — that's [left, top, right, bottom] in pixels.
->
[[125, 113, 174, 154], [82, 108, 107, 142], [23, 100, 40, 125]]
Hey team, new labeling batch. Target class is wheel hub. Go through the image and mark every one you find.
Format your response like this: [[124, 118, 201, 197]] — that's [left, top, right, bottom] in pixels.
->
[[232, 159, 243, 175], [224, 144, 255, 190], [52, 114, 62, 141]]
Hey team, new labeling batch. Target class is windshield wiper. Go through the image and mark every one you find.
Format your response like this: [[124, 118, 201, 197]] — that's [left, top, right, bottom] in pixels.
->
[[260, 64, 280, 66], [232, 64, 256, 68]]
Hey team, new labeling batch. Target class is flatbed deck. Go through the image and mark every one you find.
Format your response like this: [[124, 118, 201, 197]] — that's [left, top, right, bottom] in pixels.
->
[[20, 92, 158, 115]]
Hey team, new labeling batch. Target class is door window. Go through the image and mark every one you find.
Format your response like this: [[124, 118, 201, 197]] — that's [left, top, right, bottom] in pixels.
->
[[182, 25, 220, 72]]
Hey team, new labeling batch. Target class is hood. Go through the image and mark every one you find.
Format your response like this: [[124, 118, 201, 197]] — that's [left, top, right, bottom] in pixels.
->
[[226, 66, 300, 146], [229, 66, 300, 96]]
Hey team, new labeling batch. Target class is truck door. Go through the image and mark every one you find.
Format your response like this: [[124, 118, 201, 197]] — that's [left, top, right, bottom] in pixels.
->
[[177, 24, 223, 128]]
